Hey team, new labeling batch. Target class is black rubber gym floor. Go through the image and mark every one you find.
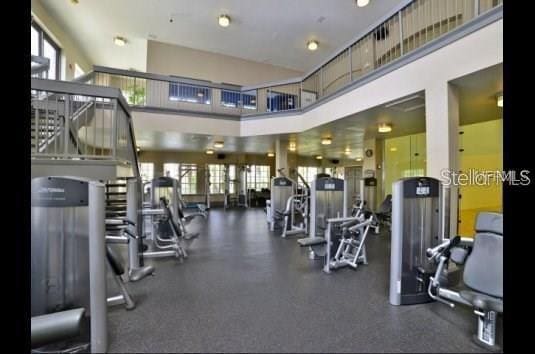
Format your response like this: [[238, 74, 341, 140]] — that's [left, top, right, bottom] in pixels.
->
[[107, 208, 502, 353]]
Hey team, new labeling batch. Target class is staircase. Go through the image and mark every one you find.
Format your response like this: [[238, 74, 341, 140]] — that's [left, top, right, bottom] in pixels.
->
[[31, 78, 141, 182]]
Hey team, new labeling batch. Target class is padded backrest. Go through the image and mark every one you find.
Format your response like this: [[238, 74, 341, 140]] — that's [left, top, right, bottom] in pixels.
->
[[475, 212, 503, 235], [377, 195, 392, 214], [463, 212, 503, 298]]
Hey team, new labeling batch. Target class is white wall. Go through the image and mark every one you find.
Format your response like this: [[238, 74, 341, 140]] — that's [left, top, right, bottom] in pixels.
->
[[133, 18, 502, 138], [147, 40, 303, 86], [31, 0, 92, 81]]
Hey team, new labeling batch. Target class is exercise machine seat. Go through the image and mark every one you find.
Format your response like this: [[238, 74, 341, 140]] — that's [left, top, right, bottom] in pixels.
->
[[461, 212, 503, 309], [106, 245, 125, 276], [459, 290, 503, 313], [31, 308, 85, 349], [297, 237, 326, 247]]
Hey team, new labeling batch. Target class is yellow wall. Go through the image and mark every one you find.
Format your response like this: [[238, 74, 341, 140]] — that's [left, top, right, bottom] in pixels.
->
[[31, 0, 92, 80], [458, 119, 503, 235], [383, 132, 427, 197]]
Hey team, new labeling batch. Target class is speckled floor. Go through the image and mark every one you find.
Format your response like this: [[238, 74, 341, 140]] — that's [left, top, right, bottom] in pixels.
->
[[106, 208, 502, 353]]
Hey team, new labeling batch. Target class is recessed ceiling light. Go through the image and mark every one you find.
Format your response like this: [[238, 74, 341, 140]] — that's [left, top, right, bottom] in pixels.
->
[[214, 141, 224, 149], [206, 149, 214, 155], [219, 15, 231, 27], [321, 137, 332, 145], [356, 157, 363, 162], [378, 123, 392, 133], [356, 0, 370, 7], [114, 36, 127, 46], [136, 147, 141, 152], [267, 152, 275, 157], [316, 155, 323, 160], [344, 148, 351, 155], [307, 40, 318, 51], [496, 93, 503, 107]]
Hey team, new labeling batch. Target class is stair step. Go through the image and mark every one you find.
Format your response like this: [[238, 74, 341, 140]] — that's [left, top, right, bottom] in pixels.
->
[[106, 199, 127, 204], [106, 184, 127, 188], [105, 192, 126, 196]]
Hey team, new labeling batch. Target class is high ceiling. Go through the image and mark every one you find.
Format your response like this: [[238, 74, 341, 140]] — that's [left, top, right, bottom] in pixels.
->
[[135, 63, 503, 158], [38, 0, 404, 73]]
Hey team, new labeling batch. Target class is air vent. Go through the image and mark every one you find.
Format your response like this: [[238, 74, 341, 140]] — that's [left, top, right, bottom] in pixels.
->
[[384, 95, 425, 112]]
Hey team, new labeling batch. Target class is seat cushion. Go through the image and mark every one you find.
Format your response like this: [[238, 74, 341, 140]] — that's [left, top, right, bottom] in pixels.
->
[[460, 290, 503, 313], [297, 237, 326, 247]]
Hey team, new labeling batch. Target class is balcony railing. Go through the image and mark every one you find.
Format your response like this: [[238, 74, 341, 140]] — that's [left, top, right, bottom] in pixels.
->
[[31, 78, 140, 177], [83, 0, 502, 118]]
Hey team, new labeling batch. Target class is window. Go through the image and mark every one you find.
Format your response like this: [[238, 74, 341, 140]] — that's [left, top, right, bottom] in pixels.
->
[[297, 166, 320, 187], [228, 165, 237, 194], [180, 164, 198, 195], [247, 165, 270, 191], [267, 91, 297, 112], [325, 167, 344, 179], [163, 163, 180, 180], [31, 22, 61, 80], [220, 90, 257, 110], [169, 82, 211, 104], [74, 63, 85, 79], [139, 163, 154, 183], [208, 164, 226, 194]]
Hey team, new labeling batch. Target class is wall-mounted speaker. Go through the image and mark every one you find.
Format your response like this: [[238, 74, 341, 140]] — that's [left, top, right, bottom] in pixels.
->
[[217, 154, 226, 160]]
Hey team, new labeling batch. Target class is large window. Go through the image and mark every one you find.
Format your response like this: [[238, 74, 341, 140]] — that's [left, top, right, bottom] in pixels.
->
[[169, 82, 211, 104], [267, 91, 297, 112], [139, 163, 154, 183], [163, 163, 180, 180], [31, 21, 61, 80], [297, 166, 320, 187], [247, 165, 270, 191], [220, 90, 257, 110], [179, 164, 198, 195], [208, 164, 225, 194], [228, 165, 237, 194], [163, 163, 198, 194]]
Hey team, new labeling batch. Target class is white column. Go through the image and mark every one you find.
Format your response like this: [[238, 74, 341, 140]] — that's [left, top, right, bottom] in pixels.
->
[[275, 138, 288, 176], [425, 81, 460, 237]]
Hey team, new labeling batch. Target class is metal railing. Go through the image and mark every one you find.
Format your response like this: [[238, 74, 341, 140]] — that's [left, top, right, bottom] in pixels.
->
[[85, 0, 502, 118], [31, 78, 140, 178]]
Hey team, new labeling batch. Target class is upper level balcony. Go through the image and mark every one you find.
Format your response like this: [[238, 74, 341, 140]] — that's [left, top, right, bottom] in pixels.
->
[[66, 0, 501, 122]]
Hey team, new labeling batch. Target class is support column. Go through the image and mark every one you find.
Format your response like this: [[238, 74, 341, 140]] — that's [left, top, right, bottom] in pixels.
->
[[275, 138, 288, 176], [363, 138, 377, 178], [425, 81, 460, 237]]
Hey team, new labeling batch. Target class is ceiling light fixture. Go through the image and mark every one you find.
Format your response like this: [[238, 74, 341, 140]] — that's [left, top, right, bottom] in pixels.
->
[[206, 149, 214, 155], [218, 15, 231, 27], [307, 40, 318, 51], [497, 93, 503, 107], [355, 157, 363, 162], [356, 0, 370, 7], [113, 36, 127, 46], [321, 137, 332, 145], [267, 152, 275, 157], [378, 123, 392, 133], [214, 141, 224, 149], [289, 143, 296, 152], [344, 148, 351, 155], [316, 155, 323, 160], [136, 147, 141, 152]]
